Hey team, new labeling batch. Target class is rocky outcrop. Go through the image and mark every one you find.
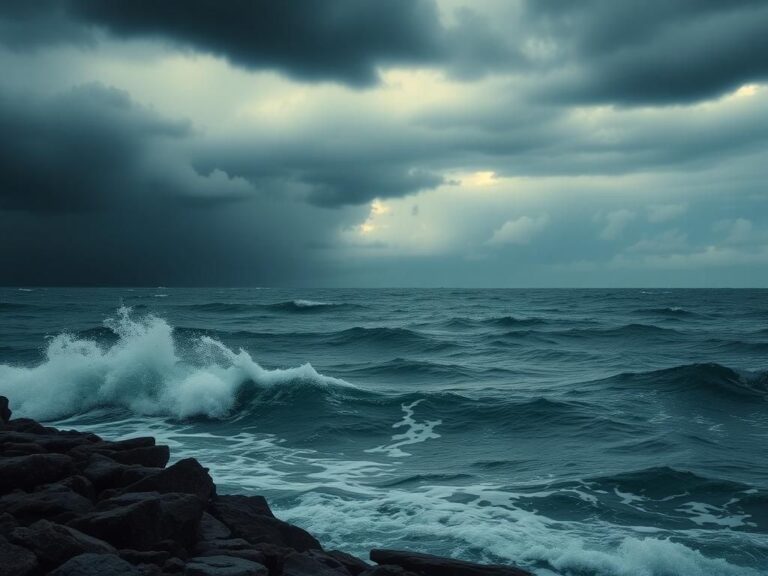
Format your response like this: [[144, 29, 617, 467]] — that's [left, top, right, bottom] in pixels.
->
[[0, 396, 533, 576]]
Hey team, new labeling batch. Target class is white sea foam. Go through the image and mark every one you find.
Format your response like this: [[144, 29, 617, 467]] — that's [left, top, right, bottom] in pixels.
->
[[0, 306, 351, 420], [365, 399, 442, 457], [292, 299, 331, 307]]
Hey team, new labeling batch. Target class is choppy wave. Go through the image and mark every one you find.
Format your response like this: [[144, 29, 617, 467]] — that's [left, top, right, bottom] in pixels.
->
[[179, 300, 360, 314], [602, 363, 768, 400], [0, 307, 353, 420]]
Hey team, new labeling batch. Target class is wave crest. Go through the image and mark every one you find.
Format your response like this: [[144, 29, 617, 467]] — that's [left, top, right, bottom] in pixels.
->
[[0, 307, 352, 421]]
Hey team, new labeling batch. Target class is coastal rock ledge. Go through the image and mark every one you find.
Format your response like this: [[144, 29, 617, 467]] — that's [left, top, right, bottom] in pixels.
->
[[0, 396, 532, 576]]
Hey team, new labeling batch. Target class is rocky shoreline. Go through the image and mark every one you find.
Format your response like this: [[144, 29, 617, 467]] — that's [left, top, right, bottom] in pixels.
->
[[0, 396, 532, 576]]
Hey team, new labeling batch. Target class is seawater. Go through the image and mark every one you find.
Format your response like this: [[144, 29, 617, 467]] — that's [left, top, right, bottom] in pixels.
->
[[0, 288, 766, 575]]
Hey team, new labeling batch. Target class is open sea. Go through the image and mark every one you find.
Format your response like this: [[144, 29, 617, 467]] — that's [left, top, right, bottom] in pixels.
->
[[0, 287, 766, 575]]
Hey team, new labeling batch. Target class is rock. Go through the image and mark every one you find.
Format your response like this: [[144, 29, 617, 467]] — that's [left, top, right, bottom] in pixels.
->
[[359, 566, 418, 576], [109, 437, 157, 450], [109, 445, 170, 468], [0, 453, 76, 494], [164, 557, 187, 573], [327, 550, 371, 576], [82, 454, 159, 493], [1, 442, 46, 456], [121, 458, 215, 501], [369, 550, 533, 576], [57, 474, 96, 499], [195, 539, 266, 564], [69, 491, 205, 551], [0, 396, 10, 423], [0, 534, 38, 576], [48, 552, 143, 576], [9, 519, 116, 569], [0, 512, 18, 536], [2, 418, 51, 434], [210, 495, 320, 552], [282, 550, 352, 576], [120, 549, 172, 566], [0, 484, 94, 524], [199, 512, 232, 541], [184, 555, 268, 576]]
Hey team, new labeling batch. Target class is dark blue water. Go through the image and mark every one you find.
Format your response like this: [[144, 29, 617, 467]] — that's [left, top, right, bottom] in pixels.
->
[[1, 288, 767, 575]]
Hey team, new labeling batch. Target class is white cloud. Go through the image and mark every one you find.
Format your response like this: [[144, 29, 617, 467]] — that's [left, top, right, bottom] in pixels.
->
[[647, 203, 687, 223], [628, 229, 688, 253], [598, 209, 635, 240], [714, 218, 754, 245], [487, 214, 550, 246]]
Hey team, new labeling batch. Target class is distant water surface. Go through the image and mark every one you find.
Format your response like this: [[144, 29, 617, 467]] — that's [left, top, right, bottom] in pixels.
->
[[1, 288, 767, 575]]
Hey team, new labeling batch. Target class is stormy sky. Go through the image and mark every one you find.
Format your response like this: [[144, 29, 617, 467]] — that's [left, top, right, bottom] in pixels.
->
[[1, 0, 767, 287]]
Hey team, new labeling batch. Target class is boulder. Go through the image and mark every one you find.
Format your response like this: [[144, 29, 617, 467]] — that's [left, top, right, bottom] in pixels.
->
[[184, 555, 268, 576], [48, 552, 143, 576], [369, 550, 533, 576], [209, 495, 320, 552], [0, 534, 38, 576], [327, 550, 371, 576], [108, 445, 170, 468], [9, 519, 115, 569], [164, 557, 187, 573], [0, 483, 94, 524], [0, 512, 18, 536], [199, 512, 232, 541], [0, 396, 10, 423], [69, 491, 205, 551], [2, 418, 51, 434], [282, 550, 352, 576], [121, 458, 215, 501], [0, 453, 76, 494], [195, 539, 266, 563], [359, 566, 418, 576], [1, 442, 46, 456], [119, 549, 172, 566]]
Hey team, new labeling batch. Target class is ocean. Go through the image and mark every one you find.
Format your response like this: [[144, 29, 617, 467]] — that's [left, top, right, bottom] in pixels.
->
[[0, 287, 766, 575]]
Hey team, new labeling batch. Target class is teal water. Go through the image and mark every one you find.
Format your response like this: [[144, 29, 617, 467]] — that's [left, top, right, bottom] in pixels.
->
[[1, 288, 767, 575]]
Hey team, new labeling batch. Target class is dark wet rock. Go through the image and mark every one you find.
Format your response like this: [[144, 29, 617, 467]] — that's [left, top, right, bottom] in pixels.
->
[[249, 543, 293, 576], [2, 418, 51, 434], [82, 454, 160, 493], [0, 453, 76, 494], [210, 495, 320, 552], [69, 491, 205, 551], [199, 512, 232, 541], [369, 550, 533, 576], [121, 458, 215, 501], [196, 538, 266, 563], [0, 512, 18, 536], [164, 557, 187, 573], [121, 465, 163, 486], [49, 552, 143, 576], [359, 567, 414, 576], [0, 483, 94, 524], [57, 474, 96, 499], [327, 550, 371, 576], [1, 441, 46, 456], [282, 549, 352, 576], [120, 549, 172, 566], [184, 555, 268, 576], [110, 437, 157, 450], [9, 519, 116, 569], [359, 566, 419, 576], [0, 396, 10, 423], [109, 445, 170, 468], [0, 534, 39, 576]]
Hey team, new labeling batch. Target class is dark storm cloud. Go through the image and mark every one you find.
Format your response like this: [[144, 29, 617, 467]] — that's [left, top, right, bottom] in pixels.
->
[[0, 0, 446, 86], [0, 83, 262, 213], [0, 83, 188, 212], [523, 0, 768, 104]]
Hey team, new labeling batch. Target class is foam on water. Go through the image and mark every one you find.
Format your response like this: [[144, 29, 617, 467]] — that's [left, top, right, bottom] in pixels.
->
[[0, 306, 352, 420]]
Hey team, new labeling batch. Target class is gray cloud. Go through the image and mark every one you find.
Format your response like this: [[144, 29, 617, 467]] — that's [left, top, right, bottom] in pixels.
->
[[523, 0, 768, 104]]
